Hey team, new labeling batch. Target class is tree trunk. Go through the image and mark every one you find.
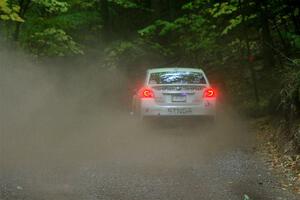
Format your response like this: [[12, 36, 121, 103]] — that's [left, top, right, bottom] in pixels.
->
[[256, 0, 275, 69], [150, 0, 163, 20], [100, 0, 112, 42], [13, 0, 31, 41], [240, 0, 259, 103], [287, 0, 300, 34], [168, 0, 176, 20]]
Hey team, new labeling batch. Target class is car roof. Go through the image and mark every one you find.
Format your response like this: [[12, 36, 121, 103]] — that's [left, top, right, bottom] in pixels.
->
[[147, 67, 204, 73]]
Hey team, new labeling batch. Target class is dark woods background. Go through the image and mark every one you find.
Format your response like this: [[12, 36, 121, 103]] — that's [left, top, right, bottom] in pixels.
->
[[1, 0, 300, 147]]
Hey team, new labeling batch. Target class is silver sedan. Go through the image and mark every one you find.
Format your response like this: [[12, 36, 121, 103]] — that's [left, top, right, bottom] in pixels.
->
[[132, 68, 217, 121]]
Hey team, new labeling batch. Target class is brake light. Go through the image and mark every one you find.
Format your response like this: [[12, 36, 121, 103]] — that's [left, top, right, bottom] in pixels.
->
[[139, 87, 154, 98], [203, 87, 216, 98]]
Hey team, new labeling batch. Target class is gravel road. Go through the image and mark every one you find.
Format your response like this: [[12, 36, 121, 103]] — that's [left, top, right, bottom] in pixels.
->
[[1, 111, 299, 200], [0, 52, 299, 200]]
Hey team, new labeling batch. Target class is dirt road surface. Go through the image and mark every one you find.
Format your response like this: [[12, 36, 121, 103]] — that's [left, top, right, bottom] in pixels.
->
[[0, 52, 299, 200], [1, 111, 299, 200]]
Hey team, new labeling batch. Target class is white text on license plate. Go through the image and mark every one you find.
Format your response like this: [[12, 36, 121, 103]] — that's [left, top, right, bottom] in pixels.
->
[[172, 95, 186, 102], [167, 108, 192, 114]]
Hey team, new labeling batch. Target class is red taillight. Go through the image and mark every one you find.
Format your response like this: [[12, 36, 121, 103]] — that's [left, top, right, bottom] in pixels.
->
[[203, 87, 216, 98], [139, 87, 154, 98]]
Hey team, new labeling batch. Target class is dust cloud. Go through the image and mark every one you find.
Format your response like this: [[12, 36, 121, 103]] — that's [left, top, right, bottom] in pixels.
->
[[0, 47, 249, 198]]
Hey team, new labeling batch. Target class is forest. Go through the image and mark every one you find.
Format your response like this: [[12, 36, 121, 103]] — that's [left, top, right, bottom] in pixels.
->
[[1, 0, 300, 158], [1, 0, 300, 198]]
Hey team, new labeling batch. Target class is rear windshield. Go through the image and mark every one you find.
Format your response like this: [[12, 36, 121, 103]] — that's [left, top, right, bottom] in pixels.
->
[[149, 71, 206, 84]]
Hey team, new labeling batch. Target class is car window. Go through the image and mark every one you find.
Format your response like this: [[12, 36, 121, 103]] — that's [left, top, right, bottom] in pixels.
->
[[149, 71, 206, 84]]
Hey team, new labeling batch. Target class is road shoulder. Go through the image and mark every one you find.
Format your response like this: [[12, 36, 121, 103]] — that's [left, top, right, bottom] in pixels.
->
[[252, 117, 300, 195]]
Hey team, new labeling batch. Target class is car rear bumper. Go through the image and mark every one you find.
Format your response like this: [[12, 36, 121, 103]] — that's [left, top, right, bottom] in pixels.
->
[[140, 99, 216, 117]]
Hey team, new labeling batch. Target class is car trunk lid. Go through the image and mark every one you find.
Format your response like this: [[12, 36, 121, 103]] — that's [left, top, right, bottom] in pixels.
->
[[151, 85, 206, 105]]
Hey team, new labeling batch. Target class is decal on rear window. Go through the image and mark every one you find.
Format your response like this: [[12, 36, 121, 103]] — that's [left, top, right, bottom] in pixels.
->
[[149, 71, 206, 84]]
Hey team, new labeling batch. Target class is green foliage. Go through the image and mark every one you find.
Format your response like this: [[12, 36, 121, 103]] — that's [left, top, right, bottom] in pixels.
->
[[283, 32, 300, 49], [104, 40, 148, 68], [294, 36, 300, 49], [221, 15, 242, 35], [294, 8, 299, 17], [5, 0, 103, 57], [181, 0, 209, 10], [209, 2, 238, 18], [70, 0, 98, 9], [138, 20, 179, 37], [208, 1, 257, 35], [243, 194, 251, 200], [44, 11, 101, 31], [280, 66, 300, 116], [138, 11, 219, 63], [108, 0, 139, 9], [138, 24, 156, 37], [105, 41, 134, 68], [27, 28, 83, 56], [0, 0, 24, 22], [0, 0, 299, 102], [32, 0, 69, 13]]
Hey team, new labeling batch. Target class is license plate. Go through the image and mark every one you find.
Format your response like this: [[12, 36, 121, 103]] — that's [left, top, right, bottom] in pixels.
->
[[167, 108, 192, 115], [172, 94, 186, 102]]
